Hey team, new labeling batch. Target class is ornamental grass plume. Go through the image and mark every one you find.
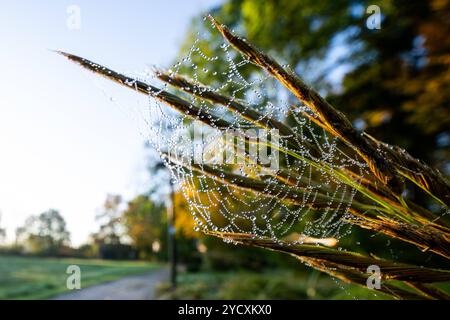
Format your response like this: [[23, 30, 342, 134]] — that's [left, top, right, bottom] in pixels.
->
[[57, 16, 450, 299]]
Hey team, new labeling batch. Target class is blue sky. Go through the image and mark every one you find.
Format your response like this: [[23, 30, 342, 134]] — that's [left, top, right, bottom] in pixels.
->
[[0, 0, 222, 245]]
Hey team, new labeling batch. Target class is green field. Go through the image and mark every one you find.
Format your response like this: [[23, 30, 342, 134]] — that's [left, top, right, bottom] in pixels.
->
[[0, 255, 159, 299], [156, 270, 393, 300]]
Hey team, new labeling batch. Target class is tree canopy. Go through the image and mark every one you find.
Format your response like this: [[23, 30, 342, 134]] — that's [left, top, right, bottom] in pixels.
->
[[16, 209, 70, 255]]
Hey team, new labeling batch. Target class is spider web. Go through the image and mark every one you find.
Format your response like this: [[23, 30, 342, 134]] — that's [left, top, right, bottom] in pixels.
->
[[140, 21, 371, 245]]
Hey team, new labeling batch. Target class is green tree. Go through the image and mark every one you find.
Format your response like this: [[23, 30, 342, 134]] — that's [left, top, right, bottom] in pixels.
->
[[18, 209, 70, 255], [327, 0, 450, 172], [92, 194, 124, 245], [122, 195, 167, 259]]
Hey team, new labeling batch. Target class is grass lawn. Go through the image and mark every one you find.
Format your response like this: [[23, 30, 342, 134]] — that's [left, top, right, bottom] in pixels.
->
[[156, 270, 393, 300], [0, 255, 159, 299]]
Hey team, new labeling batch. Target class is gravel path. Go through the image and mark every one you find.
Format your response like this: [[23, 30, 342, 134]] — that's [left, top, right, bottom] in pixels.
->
[[53, 268, 169, 300]]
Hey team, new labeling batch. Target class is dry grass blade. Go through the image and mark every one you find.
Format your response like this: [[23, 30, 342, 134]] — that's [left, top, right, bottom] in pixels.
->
[[346, 213, 450, 259], [209, 232, 450, 299], [56, 51, 231, 129], [405, 282, 450, 300], [364, 133, 450, 207], [210, 233, 450, 282]]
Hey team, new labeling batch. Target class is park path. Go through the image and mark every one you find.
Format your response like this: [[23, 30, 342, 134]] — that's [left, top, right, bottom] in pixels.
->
[[53, 268, 169, 300]]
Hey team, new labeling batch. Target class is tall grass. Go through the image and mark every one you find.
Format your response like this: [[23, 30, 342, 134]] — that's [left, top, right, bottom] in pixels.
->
[[58, 16, 450, 299]]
